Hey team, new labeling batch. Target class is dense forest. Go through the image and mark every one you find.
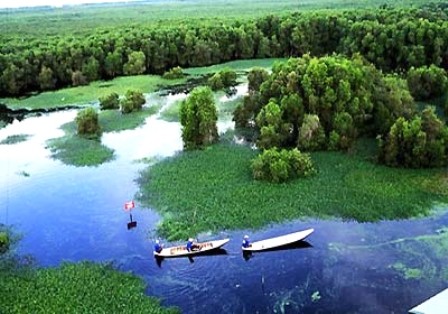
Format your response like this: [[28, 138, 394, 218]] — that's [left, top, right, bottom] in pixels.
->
[[1, 4, 448, 96]]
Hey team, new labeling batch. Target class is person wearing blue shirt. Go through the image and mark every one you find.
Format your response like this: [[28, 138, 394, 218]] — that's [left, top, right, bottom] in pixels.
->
[[186, 238, 198, 252], [242, 235, 251, 248], [154, 239, 163, 253]]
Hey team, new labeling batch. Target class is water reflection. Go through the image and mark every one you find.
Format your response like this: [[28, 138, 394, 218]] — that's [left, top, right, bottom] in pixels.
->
[[1, 89, 448, 313]]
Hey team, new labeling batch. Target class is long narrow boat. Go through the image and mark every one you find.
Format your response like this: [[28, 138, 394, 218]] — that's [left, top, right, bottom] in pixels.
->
[[242, 228, 314, 252], [153, 238, 230, 258]]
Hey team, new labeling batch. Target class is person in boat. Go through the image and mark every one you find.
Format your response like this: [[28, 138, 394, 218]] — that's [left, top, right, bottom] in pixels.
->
[[186, 238, 199, 252], [154, 239, 163, 253], [242, 235, 251, 248]]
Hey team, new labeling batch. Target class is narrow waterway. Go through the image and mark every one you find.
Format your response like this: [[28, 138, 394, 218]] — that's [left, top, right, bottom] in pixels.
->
[[1, 90, 447, 313]]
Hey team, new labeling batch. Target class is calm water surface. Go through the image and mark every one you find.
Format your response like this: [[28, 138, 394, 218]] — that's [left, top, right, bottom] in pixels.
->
[[1, 91, 447, 313]]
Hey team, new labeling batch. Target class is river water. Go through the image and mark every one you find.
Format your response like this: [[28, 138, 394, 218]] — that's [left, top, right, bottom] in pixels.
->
[[1, 89, 447, 313]]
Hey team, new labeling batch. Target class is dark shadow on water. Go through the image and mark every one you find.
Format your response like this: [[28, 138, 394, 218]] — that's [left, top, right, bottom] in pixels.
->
[[126, 213, 137, 230], [243, 241, 312, 261]]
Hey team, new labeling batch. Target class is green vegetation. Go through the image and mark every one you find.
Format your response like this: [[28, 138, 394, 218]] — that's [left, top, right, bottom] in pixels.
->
[[3, 5, 448, 97], [0, 260, 179, 313], [99, 106, 159, 132], [406, 65, 448, 101], [163, 67, 185, 80], [1, 75, 184, 110], [391, 262, 423, 279], [99, 92, 119, 110], [251, 148, 315, 183], [329, 227, 448, 282], [378, 106, 448, 168], [120, 89, 146, 114], [47, 121, 113, 167], [48, 104, 159, 166], [235, 55, 415, 153], [0, 231, 9, 253], [159, 100, 183, 122], [208, 68, 238, 91], [180, 86, 218, 150], [76, 107, 101, 138], [184, 58, 287, 76], [138, 141, 448, 240], [0, 0, 439, 38], [0, 134, 30, 145]]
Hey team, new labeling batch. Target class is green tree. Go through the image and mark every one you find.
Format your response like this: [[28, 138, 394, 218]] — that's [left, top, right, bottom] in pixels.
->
[[406, 65, 448, 100], [180, 86, 218, 150], [38, 66, 56, 90], [123, 51, 146, 75], [71, 70, 87, 86], [208, 73, 224, 91], [378, 106, 448, 168], [247, 67, 269, 92], [75, 107, 101, 138]]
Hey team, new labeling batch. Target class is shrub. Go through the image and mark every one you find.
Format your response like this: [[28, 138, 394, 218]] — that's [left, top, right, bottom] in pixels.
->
[[99, 92, 119, 110], [208, 67, 237, 91], [75, 107, 101, 138], [406, 65, 448, 100], [251, 147, 315, 183], [162, 66, 184, 79], [208, 73, 224, 91], [120, 90, 145, 114]]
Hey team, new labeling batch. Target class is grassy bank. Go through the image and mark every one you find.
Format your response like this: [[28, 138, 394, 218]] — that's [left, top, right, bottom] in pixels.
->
[[0, 260, 178, 313], [138, 140, 448, 240], [1, 75, 184, 110]]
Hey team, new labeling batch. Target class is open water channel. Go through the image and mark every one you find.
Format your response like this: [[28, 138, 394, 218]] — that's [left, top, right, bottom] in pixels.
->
[[1, 87, 447, 313]]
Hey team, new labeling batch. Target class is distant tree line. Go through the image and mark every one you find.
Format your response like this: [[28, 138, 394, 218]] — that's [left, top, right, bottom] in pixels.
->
[[1, 7, 448, 96]]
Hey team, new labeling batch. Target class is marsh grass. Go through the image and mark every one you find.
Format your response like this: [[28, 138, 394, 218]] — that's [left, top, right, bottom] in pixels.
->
[[138, 140, 448, 240], [99, 106, 160, 132], [159, 100, 183, 122], [47, 121, 114, 167], [0, 261, 179, 313], [47, 105, 160, 166], [0, 134, 31, 145], [184, 58, 287, 76], [1, 75, 185, 110]]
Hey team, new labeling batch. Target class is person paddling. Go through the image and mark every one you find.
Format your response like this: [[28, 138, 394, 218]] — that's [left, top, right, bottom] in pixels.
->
[[186, 238, 199, 251], [154, 239, 163, 253], [242, 235, 251, 248]]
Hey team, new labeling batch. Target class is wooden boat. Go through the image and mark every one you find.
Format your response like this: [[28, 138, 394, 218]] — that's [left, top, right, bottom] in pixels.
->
[[242, 228, 314, 252], [153, 238, 230, 258]]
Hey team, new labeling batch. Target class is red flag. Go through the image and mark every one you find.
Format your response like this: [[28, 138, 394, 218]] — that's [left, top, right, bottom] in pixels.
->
[[124, 201, 135, 211]]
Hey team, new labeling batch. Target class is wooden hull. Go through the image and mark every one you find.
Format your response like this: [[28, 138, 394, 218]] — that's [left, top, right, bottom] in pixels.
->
[[242, 228, 314, 252], [154, 238, 230, 258]]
